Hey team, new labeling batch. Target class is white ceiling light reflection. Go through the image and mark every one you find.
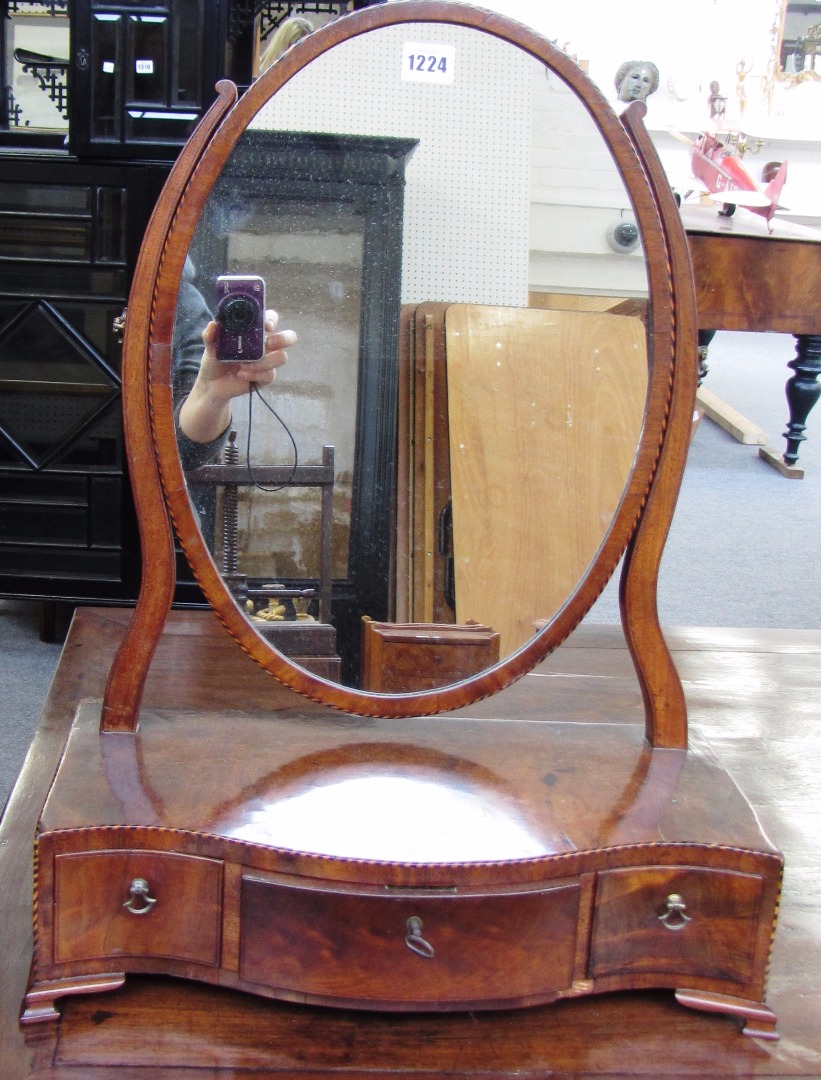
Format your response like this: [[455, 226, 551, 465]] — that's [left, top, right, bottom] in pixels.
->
[[226, 771, 568, 862]]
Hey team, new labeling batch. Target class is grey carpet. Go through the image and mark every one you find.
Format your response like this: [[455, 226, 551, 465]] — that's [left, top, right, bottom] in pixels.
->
[[0, 599, 64, 814], [2, 330, 820, 808], [590, 330, 821, 626]]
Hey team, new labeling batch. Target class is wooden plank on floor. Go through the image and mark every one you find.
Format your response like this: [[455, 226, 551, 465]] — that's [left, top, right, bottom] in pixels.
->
[[696, 386, 768, 445], [759, 445, 805, 479]]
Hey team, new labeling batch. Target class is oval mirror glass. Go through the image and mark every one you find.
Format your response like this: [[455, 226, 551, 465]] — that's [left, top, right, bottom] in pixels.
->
[[154, 5, 665, 715]]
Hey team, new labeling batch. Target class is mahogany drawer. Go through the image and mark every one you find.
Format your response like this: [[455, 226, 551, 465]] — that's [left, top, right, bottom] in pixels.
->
[[240, 872, 580, 1005], [589, 865, 764, 984], [361, 620, 500, 692], [53, 850, 223, 966]]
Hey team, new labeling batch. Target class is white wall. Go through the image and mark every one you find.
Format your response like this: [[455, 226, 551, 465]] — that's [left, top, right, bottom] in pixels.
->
[[529, 67, 648, 296], [255, 19, 649, 300], [463, 0, 821, 222], [254, 22, 535, 306], [251, 2, 816, 305]]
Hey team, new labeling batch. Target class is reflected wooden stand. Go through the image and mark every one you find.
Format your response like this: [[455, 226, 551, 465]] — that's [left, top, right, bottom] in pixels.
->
[[187, 438, 340, 679], [361, 617, 500, 692]]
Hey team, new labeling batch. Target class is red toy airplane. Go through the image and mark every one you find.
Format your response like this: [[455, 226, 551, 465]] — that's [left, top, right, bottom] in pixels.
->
[[676, 130, 788, 229]]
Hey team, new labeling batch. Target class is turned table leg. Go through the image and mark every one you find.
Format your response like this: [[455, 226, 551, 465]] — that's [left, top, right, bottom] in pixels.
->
[[697, 329, 715, 386], [783, 334, 821, 465]]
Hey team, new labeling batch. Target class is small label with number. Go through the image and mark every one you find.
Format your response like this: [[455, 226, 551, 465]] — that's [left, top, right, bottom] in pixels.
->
[[402, 42, 455, 85], [135, 59, 154, 75]]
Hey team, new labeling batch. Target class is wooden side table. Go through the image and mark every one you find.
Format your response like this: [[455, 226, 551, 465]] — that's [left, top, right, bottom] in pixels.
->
[[682, 204, 821, 475]]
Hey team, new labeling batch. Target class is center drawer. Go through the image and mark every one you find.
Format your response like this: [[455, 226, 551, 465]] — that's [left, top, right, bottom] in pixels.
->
[[239, 871, 580, 1007]]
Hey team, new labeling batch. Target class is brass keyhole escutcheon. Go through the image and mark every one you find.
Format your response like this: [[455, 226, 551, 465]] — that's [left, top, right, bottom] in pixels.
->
[[405, 915, 435, 958], [658, 892, 692, 931], [123, 877, 157, 915]]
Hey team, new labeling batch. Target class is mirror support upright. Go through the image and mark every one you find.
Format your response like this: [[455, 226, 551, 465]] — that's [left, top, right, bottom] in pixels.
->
[[101, 83, 239, 733], [618, 102, 699, 751]]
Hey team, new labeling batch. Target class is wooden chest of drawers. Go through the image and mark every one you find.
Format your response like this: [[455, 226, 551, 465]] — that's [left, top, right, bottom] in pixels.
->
[[590, 865, 764, 985], [26, 831, 781, 1035], [22, 704, 783, 1037], [53, 850, 222, 967]]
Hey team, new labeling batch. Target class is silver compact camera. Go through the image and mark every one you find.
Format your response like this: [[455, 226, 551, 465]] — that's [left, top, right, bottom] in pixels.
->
[[214, 275, 266, 362]]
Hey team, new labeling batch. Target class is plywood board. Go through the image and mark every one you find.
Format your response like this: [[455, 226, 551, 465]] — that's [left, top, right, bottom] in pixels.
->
[[445, 305, 647, 656], [394, 305, 416, 622], [529, 292, 627, 313], [410, 303, 453, 624]]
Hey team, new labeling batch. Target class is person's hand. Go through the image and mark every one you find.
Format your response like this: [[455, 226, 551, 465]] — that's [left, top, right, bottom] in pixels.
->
[[198, 309, 296, 398], [179, 310, 297, 444]]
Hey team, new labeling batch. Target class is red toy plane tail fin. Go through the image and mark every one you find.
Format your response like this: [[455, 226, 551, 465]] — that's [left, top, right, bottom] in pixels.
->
[[764, 160, 788, 210]]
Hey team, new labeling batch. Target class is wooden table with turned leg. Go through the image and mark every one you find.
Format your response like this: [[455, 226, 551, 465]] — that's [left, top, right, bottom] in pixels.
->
[[682, 204, 821, 476]]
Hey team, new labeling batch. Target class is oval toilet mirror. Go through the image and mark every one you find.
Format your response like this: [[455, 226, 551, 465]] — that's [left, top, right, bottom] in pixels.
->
[[147, 2, 675, 717]]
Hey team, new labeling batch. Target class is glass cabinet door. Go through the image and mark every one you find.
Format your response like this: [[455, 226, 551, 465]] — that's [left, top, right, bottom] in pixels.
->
[[73, 0, 214, 157], [0, 1, 70, 149], [1, 2, 358, 157]]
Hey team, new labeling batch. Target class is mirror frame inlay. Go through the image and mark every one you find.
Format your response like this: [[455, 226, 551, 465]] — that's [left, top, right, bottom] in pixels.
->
[[102, 0, 697, 733]]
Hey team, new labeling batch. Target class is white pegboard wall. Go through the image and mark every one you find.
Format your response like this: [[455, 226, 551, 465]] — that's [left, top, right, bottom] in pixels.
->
[[253, 23, 536, 307]]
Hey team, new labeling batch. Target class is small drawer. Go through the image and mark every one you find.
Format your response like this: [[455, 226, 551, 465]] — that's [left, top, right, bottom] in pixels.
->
[[589, 865, 763, 985], [361, 620, 500, 692], [54, 850, 222, 966], [240, 872, 580, 1006]]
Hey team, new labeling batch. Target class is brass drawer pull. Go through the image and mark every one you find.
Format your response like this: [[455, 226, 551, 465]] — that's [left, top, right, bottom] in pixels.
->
[[658, 892, 692, 931], [123, 877, 157, 916], [405, 916, 435, 958]]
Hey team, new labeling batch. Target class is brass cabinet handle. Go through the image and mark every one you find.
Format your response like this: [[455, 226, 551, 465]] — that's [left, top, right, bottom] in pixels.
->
[[123, 877, 157, 915], [112, 308, 127, 343], [658, 892, 692, 931], [405, 915, 435, 958]]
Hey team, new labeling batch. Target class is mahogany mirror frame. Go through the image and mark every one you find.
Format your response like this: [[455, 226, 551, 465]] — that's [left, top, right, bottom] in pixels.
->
[[101, 1, 697, 740]]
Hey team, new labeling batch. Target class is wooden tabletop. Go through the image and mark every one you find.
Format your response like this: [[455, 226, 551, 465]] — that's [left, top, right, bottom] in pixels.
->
[[681, 206, 821, 337], [2, 608, 820, 1078], [681, 204, 821, 244]]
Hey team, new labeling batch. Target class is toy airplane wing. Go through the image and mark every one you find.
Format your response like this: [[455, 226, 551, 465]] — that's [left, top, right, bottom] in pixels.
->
[[689, 144, 775, 206], [680, 172, 773, 208], [708, 188, 772, 207], [668, 127, 696, 147]]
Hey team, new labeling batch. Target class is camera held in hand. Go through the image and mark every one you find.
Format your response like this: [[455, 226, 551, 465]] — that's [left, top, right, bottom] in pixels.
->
[[214, 275, 265, 362]]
